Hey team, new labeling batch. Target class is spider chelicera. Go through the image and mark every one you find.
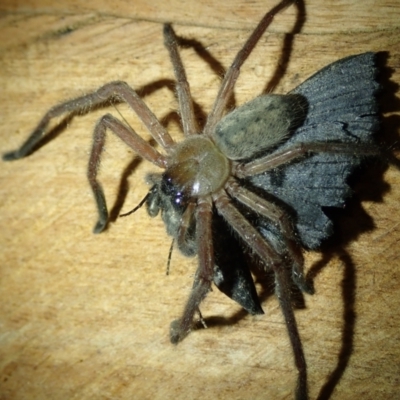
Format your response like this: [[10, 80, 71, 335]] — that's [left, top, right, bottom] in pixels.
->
[[3, 0, 381, 398]]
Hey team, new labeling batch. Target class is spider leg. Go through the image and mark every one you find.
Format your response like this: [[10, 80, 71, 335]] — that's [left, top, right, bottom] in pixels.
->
[[3, 81, 174, 161], [176, 201, 196, 255], [214, 190, 308, 400], [225, 178, 312, 294], [275, 265, 308, 400], [164, 24, 198, 136], [203, 0, 295, 136], [89, 114, 168, 233], [235, 142, 380, 178], [170, 197, 214, 344]]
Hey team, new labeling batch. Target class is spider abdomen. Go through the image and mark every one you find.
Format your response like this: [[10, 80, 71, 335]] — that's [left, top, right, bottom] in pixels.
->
[[212, 94, 307, 160]]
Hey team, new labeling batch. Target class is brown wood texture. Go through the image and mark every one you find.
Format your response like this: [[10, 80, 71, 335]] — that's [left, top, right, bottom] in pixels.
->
[[0, 1, 399, 399]]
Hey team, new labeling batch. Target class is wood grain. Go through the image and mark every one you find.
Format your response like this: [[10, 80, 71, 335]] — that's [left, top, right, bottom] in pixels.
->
[[0, 1, 399, 399]]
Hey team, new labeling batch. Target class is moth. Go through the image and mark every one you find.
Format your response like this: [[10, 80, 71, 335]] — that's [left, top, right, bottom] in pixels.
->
[[3, 0, 380, 398]]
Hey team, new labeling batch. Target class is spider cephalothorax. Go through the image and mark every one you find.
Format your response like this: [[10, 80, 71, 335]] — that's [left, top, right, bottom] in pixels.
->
[[3, 1, 381, 399]]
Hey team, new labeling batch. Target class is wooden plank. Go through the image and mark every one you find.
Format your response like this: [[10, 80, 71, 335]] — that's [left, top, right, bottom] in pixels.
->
[[0, 0, 398, 32], [0, 1, 399, 399]]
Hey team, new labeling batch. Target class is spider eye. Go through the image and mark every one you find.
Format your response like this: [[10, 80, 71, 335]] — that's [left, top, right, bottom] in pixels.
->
[[161, 171, 189, 210]]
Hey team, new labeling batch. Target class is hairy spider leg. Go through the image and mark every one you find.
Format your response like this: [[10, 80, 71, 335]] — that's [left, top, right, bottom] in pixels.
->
[[235, 142, 380, 178], [89, 113, 168, 232], [224, 178, 312, 294], [3, 81, 176, 232], [170, 197, 214, 343], [204, 0, 295, 136], [164, 24, 198, 136], [214, 190, 308, 400]]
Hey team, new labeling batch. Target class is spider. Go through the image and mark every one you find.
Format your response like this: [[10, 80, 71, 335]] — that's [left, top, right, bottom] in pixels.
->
[[3, 0, 381, 398]]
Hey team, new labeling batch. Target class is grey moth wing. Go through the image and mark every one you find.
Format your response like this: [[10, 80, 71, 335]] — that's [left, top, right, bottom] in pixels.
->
[[250, 52, 381, 249], [209, 53, 380, 311], [212, 213, 264, 315]]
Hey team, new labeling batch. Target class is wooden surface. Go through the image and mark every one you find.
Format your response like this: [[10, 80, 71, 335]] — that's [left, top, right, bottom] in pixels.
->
[[0, 1, 399, 399]]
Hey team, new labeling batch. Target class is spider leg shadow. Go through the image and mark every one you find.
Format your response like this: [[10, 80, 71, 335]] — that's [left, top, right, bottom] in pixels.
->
[[307, 195, 379, 400], [302, 247, 355, 400], [306, 163, 389, 399], [262, 0, 306, 94]]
